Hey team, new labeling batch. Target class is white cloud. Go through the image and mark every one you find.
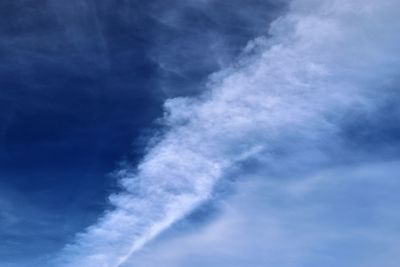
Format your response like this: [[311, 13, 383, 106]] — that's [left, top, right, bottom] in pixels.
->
[[54, 0, 400, 266]]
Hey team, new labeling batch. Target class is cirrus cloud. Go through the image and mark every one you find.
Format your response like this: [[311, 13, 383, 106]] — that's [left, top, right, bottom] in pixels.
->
[[55, 0, 400, 266]]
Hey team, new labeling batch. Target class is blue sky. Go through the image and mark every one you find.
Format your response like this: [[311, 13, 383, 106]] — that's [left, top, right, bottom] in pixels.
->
[[1, 0, 400, 266]]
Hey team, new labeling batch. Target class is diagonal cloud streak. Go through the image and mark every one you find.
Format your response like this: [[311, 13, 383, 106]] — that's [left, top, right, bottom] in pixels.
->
[[55, 0, 400, 266]]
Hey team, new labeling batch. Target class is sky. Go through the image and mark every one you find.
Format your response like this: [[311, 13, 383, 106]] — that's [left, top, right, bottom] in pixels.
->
[[0, 0, 399, 267]]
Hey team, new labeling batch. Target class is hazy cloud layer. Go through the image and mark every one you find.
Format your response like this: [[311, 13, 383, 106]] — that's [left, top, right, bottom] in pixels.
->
[[124, 160, 400, 267]]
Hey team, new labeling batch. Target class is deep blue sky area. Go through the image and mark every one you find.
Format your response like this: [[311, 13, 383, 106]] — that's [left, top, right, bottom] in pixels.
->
[[0, 0, 284, 263]]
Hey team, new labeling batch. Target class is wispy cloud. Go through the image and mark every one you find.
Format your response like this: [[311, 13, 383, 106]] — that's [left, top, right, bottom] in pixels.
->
[[55, 0, 400, 266]]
